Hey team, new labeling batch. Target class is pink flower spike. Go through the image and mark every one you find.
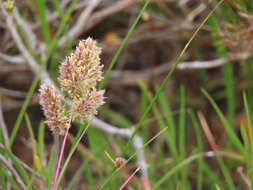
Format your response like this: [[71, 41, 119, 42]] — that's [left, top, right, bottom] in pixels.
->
[[119, 167, 140, 190], [39, 84, 69, 135]]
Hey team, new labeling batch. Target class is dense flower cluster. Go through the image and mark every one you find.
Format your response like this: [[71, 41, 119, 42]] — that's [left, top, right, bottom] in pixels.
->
[[39, 85, 69, 135], [59, 38, 103, 99], [39, 38, 105, 134]]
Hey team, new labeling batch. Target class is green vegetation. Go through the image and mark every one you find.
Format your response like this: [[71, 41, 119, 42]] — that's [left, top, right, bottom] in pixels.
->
[[1, 0, 253, 189]]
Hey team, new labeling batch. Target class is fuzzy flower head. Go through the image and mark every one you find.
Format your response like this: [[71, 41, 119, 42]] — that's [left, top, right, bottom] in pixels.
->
[[39, 37, 105, 134], [39, 84, 69, 135], [59, 38, 103, 99]]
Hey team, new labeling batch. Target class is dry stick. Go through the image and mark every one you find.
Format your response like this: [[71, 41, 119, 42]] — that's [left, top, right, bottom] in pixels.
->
[[197, 111, 217, 150], [85, 0, 136, 31], [237, 166, 251, 190], [58, 0, 101, 47], [0, 101, 11, 190], [0, 143, 41, 178], [1, 1, 148, 181], [108, 53, 253, 85], [0, 100, 9, 146], [0, 154, 26, 190], [31, 0, 86, 29], [0, 87, 27, 98], [13, 9, 38, 49], [0, 52, 25, 64]]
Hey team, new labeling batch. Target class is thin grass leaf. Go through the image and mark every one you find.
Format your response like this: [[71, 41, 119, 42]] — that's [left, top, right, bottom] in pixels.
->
[[208, 14, 235, 126], [52, 0, 64, 20], [101, 108, 132, 127], [24, 113, 37, 155], [243, 91, 253, 152], [242, 91, 253, 183], [1, 148, 29, 185], [158, 90, 176, 143], [153, 150, 242, 189], [38, 122, 45, 168], [201, 88, 246, 156], [202, 163, 222, 190], [47, 146, 55, 185], [26, 167, 37, 190], [36, 0, 51, 44], [81, 156, 96, 190], [179, 84, 186, 160], [189, 109, 204, 190], [66, 161, 86, 190], [0, 167, 20, 190], [56, 123, 90, 190], [99, 127, 168, 190], [0, 163, 6, 190], [153, 152, 204, 189], [216, 157, 236, 190], [99, 0, 151, 90], [139, 82, 179, 161], [124, 0, 225, 152]]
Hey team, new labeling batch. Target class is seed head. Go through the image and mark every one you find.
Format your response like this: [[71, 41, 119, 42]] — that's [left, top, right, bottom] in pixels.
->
[[39, 84, 69, 135], [39, 37, 105, 134], [73, 88, 105, 122], [59, 37, 103, 99]]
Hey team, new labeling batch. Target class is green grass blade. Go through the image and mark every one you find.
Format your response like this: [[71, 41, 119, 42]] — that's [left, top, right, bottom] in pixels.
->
[[26, 167, 37, 190], [101, 108, 132, 127], [201, 88, 246, 156], [139, 82, 179, 161], [208, 14, 235, 126], [99, 0, 151, 90], [216, 157, 236, 190], [0, 167, 20, 190], [178, 85, 188, 187], [36, 0, 51, 44], [38, 122, 45, 167], [179, 84, 186, 160], [189, 110, 204, 190], [66, 161, 86, 190], [47, 146, 55, 185], [1, 148, 29, 185], [243, 91, 253, 149], [24, 113, 37, 155], [153, 152, 204, 189], [99, 127, 168, 190], [124, 0, 225, 151], [52, 0, 65, 20], [242, 91, 253, 182], [158, 90, 176, 142]]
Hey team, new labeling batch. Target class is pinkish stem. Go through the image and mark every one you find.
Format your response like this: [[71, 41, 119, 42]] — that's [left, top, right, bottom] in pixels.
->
[[119, 167, 140, 190], [52, 126, 70, 190]]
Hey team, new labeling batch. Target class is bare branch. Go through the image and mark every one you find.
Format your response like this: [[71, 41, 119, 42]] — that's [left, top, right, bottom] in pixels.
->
[[58, 0, 102, 47], [0, 100, 9, 146], [0, 52, 25, 64], [85, 0, 136, 31], [0, 154, 26, 190]]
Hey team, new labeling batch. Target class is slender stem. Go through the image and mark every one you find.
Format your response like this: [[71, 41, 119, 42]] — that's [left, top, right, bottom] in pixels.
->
[[52, 105, 74, 190], [56, 123, 91, 189], [52, 127, 69, 190], [119, 167, 140, 190]]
